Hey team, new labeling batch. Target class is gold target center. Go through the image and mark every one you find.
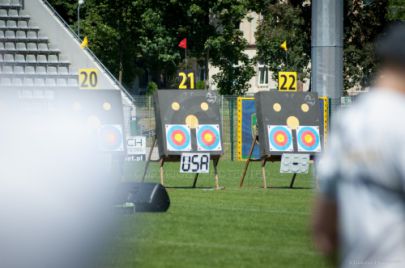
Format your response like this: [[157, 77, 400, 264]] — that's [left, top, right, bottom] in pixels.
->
[[276, 135, 285, 143], [305, 135, 313, 143], [174, 133, 183, 142], [204, 133, 213, 142], [185, 115, 199, 129], [286, 116, 300, 130]]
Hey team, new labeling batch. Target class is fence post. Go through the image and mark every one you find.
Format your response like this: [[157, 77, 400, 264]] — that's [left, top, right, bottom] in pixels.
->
[[229, 97, 234, 161]]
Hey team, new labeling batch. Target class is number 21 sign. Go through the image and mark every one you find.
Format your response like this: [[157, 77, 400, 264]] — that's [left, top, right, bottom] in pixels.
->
[[278, 71, 297, 92], [178, 71, 195, 89]]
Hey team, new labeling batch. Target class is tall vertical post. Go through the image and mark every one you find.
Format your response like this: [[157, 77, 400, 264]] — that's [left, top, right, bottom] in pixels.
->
[[77, 4, 80, 38], [77, 0, 84, 38], [311, 0, 343, 102]]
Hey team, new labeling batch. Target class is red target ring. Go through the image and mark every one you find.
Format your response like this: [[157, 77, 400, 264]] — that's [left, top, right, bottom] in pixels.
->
[[300, 131, 316, 147], [273, 130, 289, 147], [201, 130, 216, 146], [171, 130, 186, 146]]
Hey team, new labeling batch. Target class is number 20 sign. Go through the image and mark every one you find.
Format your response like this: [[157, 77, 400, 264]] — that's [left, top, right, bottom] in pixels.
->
[[278, 71, 297, 92], [79, 68, 99, 90]]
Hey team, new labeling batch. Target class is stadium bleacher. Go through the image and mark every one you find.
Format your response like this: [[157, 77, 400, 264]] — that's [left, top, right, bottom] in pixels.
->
[[0, 0, 78, 88]]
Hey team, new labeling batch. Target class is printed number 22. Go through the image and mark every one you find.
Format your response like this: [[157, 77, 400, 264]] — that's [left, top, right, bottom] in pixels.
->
[[280, 74, 296, 91], [179, 72, 195, 89]]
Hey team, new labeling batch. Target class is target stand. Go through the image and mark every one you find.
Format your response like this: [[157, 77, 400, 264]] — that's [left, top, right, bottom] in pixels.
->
[[141, 135, 222, 190], [142, 90, 224, 190], [239, 135, 299, 189], [239, 91, 323, 189]]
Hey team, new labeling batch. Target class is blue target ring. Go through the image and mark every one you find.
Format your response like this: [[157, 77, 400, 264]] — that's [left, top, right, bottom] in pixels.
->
[[166, 125, 191, 151], [297, 126, 320, 152], [99, 125, 124, 151], [268, 126, 292, 151], [197, 125, 221, 151]]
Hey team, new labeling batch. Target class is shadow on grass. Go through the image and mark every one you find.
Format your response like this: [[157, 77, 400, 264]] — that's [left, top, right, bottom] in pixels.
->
[[165, 186, 220, 190], [267, 186, 313, 190]]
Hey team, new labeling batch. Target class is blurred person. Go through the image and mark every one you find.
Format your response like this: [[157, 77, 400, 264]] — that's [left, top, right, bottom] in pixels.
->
[[312, 23, 405, 267], [0, 90, 117, 268]]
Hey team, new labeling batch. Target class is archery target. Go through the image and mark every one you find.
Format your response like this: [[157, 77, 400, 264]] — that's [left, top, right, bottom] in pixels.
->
[[165, 124, 191, 152], [196, 124, 222, 151], [296, 126, 321, 152], [98, 124, 124, 152], [267, 125, 293, 152]]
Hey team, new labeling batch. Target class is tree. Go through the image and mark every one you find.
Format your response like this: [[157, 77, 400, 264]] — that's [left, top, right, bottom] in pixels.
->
[[344, 0, 389, 91], [255, 0, 389, 94], [48, 0, 255, 95], [387, 0, 405, 21], [255, 2, 311, 84], [206, 0, 255, 95]]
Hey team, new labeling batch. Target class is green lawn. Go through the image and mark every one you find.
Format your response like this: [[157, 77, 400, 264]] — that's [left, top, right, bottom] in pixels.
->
[[102, 160, 331, 268]]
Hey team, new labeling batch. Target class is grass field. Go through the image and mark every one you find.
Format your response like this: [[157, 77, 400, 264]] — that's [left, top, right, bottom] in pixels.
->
[[102, 160, 331, 268]]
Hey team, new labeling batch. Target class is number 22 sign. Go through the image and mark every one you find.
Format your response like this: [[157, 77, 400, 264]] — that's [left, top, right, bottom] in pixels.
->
[[278, 71, 297, 92], [178, 71, 195, 89]]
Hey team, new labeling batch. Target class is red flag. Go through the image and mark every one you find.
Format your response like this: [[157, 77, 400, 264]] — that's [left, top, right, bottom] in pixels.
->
[[178, 38, 187, 49]]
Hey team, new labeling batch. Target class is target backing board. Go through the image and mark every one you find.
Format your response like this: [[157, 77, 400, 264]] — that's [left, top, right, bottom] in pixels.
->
[[154, 90, 223, 157], [255, 91, 322, 156]]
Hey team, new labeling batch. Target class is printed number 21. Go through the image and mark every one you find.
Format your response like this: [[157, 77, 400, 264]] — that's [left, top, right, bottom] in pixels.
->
[[179, 72, 195, 89]]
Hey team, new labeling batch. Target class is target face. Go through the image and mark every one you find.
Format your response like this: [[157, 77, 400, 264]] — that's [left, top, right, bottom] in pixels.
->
[[165, 124, 191, 152], [296, 126, 321, 152], [98, 125, 124, 152], [267, 125, 293, 152], [196, 124, 222, 151]]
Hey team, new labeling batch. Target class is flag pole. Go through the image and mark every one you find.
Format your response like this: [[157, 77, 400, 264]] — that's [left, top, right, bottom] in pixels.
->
[[285, 51, 288, 69], [185, 47, 188, 71]]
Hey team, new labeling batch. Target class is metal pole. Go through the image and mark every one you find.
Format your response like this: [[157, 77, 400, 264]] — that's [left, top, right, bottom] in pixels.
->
[[229, 98, 234, 161], [77, 4, 80, 38], [311, 0, 343, 101]]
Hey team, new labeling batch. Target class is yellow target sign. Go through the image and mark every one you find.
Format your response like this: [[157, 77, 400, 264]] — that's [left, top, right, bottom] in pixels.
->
[[278, 71, 297, 92], [79, 68, 99, 90]]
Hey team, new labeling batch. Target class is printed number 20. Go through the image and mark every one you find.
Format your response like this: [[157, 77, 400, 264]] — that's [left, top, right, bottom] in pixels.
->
[[79, 69, 98, 89], [179, 72, 195, 89]]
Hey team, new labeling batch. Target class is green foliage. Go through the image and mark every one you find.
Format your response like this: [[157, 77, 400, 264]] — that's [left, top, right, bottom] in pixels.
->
[[146, 81, 158, 95], [255, 0, 390, 94], [207, 0, 255, 95], [256, 2, 311, 83], [48, 0, 255, 95], [388, 0, 405, 20], [196, 80, 205, 89], [344, 0, 389, 91]]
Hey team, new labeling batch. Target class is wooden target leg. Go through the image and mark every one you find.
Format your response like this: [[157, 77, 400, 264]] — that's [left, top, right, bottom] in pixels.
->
[[142, 136, 157, 182], [159, 158, 165, 186], [289, 173, 297, 189], [239, 136, 257, 187], [261, 158, 267, 189], [192, 173, 199, 188], [213, 157, 220, 190]]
